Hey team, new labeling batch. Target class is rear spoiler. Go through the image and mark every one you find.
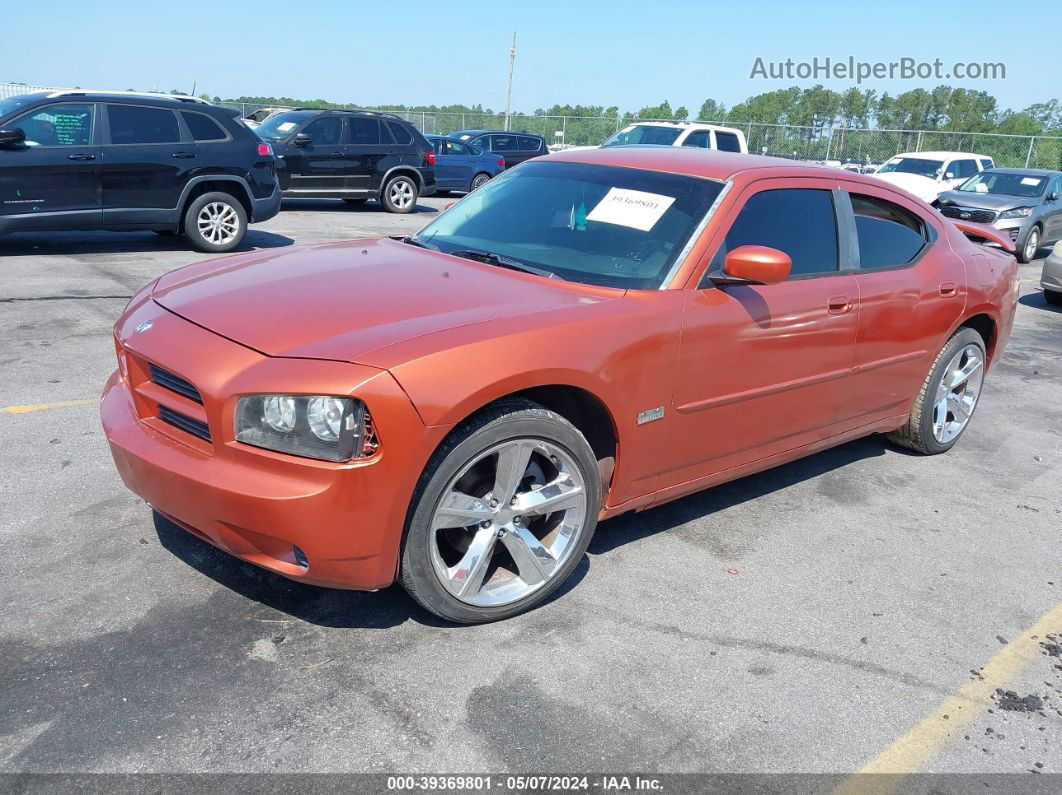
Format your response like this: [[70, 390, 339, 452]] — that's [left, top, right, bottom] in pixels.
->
[[951, 220, 1016, 254]]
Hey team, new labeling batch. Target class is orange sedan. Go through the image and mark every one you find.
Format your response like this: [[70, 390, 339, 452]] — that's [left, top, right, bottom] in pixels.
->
[[102, 148, 1019, 623]]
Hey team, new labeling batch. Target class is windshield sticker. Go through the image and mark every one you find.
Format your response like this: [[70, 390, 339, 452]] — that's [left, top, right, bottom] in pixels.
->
[[586, 188, 676, 231], [277, 122, 297, 132], [1021, 177, 1043, 187]]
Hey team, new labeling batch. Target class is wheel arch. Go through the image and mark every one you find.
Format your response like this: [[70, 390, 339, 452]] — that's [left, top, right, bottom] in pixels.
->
[[381, 165, 423, 190], [955, 311, 998, 364], [178, 176, 254, 226]]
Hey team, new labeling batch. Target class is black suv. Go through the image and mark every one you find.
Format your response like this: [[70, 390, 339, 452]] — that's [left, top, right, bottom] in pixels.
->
[[255, 109, 436, 213], [0, 91, 281, 252]]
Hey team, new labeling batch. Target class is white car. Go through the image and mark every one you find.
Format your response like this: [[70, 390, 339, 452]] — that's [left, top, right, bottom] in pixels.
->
[[566, 122, 749, 155], [872, 151, 994, 203]]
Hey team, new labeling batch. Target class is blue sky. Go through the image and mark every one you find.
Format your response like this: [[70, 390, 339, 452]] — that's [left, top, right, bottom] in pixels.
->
[[3, 0, 1057, 113]]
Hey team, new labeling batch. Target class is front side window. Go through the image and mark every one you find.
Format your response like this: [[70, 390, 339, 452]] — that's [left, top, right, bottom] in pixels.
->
[[411, 161, 723, 290], [107, 105, 180, 145], [471, 135, 493, 151], [708, 189, 839, 279], [302, 116, 342, 146], [949, 159, 978, 179], [715, 131, 742, 152], [877, 157, 945, 179], [850, 194, 927, 270], [682, 131, 710, 149], [182, 111, 226, 142], [9, 103, 94, 146], [349, 117, 381, 145], [602, 125, 683, 147]]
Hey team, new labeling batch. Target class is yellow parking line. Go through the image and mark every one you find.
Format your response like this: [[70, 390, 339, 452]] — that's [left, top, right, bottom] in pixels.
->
[[834, 602, 1062, 795], [2, 399, 96, 414]]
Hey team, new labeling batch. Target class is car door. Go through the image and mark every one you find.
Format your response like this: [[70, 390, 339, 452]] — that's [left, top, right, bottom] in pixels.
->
[[1044, 175, 1062, 243], [667, 179, 859, 480], [282, 114, 346, 194], [0, 101, 101, 229], [441, 138, 477, 189], [100, 103, 200, 222], [837, 179, 966, 420], [345, 116, 385, 194], [490, 134, 521, 168]]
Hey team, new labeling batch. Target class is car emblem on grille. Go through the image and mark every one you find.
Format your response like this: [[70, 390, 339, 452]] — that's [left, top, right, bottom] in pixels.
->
[[134, 320, 153, 334], [959, 212, 971, 219]]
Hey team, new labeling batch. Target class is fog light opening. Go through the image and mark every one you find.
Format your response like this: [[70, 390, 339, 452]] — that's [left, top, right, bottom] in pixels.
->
[[292, 546, 309, 570]]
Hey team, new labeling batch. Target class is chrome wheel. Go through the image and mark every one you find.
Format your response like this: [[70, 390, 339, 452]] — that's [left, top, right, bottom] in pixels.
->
[[471, 173, 490, 191], [1024, 227, 1040, 262], [932, 343, 984, 444], [387, 179, 415, 210], [428, 438, 588, 607], [197, 202, 240, 246]]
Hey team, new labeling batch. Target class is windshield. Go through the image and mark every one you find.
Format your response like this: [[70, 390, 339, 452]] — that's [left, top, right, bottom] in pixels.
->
[[877, 157, 945, 178], [254, 110, 315, 141], [0, 95, 36, 122], [957, 171, 1048, 198], [411, 161, 723, 290], [602, 125, 683, 147]]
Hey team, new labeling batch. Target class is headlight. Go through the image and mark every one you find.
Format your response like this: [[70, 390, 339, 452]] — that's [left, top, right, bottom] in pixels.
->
[[999, 207, 1033, 219], [235, 395, 376, 462]]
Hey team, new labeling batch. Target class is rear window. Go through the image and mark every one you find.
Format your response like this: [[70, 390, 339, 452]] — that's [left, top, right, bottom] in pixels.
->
[[107, 105, 180, 145], [715, 131, 742, 152], [386, 121, 412, 145], [182, 111, 227, 142]]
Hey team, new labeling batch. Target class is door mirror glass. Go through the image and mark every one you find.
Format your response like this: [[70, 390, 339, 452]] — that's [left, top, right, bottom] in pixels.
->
[[715, 245, 792, 286], [944, 171, 955, 180], [0, 127, 26, 146], [1047, 192, 1060, 202], [292, 133, 312, 147]]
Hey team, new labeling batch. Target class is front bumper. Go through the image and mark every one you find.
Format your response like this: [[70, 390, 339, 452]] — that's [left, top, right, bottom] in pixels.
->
[[101, 300, 446, 590]]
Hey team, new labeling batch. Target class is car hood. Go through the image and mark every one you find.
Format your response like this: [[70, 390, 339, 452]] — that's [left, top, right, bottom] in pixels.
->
[[152, 238, 617, 363], [937, 191, 1037, 212], [871, 172, 941, 202]]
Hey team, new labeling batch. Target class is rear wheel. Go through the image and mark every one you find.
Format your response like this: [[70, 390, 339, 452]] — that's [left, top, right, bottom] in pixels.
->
[[183, 192, 247, 253], [886, 328, 986, 455], [381, 175, 418, 214], [470, 172, 491, 192], [1019, 225, 1041, 264], [399, 399, 600, 623]]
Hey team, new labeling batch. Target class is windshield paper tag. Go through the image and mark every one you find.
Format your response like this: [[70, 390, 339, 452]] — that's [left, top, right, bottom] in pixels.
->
[[1021, 177, 1042, 187], [277, 122, 297, 132], [586, 188, 675, 231]]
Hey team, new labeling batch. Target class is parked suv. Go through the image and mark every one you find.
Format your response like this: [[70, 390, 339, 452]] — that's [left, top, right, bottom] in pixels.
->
[[449, 130, 549, 169], [0, 91, 281, 252], [255, 110, 436, 213]]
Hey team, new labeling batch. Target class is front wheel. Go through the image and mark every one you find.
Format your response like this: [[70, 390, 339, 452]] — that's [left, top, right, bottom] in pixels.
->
[[886, 328, 986, 454], [380, 175, 418, 214], [1019, 225, 1041, 264], [399, 399, 600, 623], [183, 192, 247, 253]]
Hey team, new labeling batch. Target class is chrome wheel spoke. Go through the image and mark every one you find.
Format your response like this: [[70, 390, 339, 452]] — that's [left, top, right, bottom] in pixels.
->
[[932, 343, 984, 443], [433, 490, 493, 530], [446, 526, 498, 597], [950, 355, 982, 389], [500, 526, 555, 585], [515, 474, 584, 516], [493, 441, 534, 506]]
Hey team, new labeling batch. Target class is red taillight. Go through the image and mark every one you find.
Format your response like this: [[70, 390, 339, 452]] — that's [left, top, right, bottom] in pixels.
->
[[426, 150, 436, 166], [497, 159, 505, 168], [257, 143, 273, 157]]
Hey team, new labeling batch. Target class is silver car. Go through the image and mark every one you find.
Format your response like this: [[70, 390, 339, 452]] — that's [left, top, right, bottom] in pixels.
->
[[1042, 241, 1062, 306], [936, 168, 1062, 263]]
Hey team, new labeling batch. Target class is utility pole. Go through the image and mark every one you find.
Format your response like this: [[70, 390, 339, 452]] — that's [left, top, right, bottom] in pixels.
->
[[504, 31, 517, 132]]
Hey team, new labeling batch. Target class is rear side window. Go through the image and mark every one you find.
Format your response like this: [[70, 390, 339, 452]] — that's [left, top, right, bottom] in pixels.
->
[[10, 103, 94, 146], [107, 105, 180, 144], [682, 130, 710, 148], [492, 135, 519, 152], [850, 194, 927, 269], [386, 121, 412, 145], [709, 189, 839, 279], [518, 135, 540, 150], [349, 117, 381, 145], [979, 158, 994, 171], [715, 131, 742, 152], [182, 111, 227, 142]]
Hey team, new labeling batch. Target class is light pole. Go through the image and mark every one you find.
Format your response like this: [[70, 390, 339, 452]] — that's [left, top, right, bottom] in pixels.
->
[[504, 31, 517, 132]]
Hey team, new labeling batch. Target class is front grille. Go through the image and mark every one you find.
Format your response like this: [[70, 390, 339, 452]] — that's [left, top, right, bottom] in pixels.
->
[[150, 364, 203, 404], [940, 206, 997, 224], [158, 405, 212, 442]]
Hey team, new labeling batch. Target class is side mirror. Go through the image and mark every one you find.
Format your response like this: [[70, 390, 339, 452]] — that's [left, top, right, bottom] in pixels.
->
[[710, 245, 791, 287], [1048, 192, 1060, 202], [292, 133, 312, 147], [944, 172, 955, 180], [0, 127, 26, 147]]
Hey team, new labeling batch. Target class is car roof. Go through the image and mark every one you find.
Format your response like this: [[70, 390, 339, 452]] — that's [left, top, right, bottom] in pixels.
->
[[454, 129, 541, 137], [982, 167, 1060, 177], [890, 151, 992, 160], [547, 146, 841, 182], [39, 90, 212, 106], [622, 121, 743, 133]]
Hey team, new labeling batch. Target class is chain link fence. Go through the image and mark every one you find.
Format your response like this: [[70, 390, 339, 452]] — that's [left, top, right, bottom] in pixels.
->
[[4, 82, 1060, 170]]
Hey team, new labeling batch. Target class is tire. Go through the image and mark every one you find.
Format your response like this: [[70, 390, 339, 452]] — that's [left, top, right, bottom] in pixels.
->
[[183, 192, 247, 253], [470, 172, 491, 192], [1045, 289, 1062, 306], [886, 328, 987, 455], [1018, 225, 1041, 264], [399, 398, 601, 624], [380, 174, 418, 214], [342, 198, 367, 206]]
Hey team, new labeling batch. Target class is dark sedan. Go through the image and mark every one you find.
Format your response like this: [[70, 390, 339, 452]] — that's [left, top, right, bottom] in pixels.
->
[[426, 135, 505, 193], [448, 130, 550, 169]]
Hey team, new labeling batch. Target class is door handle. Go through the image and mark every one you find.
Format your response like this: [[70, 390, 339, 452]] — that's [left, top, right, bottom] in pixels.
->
[[939, 281, 958, 297], [331, 151, 344, 156], [827, 294, 851, 314], [171, 152, 196, 159], [67, 153, 95, 161]]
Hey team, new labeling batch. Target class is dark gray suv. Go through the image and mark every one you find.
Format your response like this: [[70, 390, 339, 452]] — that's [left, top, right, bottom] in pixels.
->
[[937, 168, 1062, 263]]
